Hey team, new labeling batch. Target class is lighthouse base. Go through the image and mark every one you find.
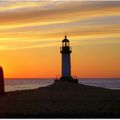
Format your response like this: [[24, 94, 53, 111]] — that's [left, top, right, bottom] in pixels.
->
[[55, 77, 78, 84]]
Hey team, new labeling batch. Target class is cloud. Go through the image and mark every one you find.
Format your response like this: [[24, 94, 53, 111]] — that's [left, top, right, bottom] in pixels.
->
[[0, 40, 59, 51], [0, 1, 120, 27], [0, 1, 119, 51], [1, 24, 119, 40]]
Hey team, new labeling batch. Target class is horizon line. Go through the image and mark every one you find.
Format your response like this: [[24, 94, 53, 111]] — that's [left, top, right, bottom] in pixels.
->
[[4, 77, 120, 79]]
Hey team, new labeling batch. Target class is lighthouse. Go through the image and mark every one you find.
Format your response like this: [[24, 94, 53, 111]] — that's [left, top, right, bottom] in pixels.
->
[[59, 36, 78, 83], [60, 36, 71, 80]]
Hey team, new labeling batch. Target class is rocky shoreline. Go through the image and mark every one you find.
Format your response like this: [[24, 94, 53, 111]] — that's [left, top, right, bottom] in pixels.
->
[[0, 81, 120, 118]]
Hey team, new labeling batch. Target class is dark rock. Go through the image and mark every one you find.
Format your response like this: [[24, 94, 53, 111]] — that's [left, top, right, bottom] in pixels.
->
[[0, 66, 5, 94]]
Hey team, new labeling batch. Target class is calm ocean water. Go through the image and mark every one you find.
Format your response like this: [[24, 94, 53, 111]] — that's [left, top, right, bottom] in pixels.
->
[[4, 78, 120, 92]]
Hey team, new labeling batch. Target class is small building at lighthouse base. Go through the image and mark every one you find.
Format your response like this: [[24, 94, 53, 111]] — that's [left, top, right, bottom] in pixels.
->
[[55, 76, 78, 84]]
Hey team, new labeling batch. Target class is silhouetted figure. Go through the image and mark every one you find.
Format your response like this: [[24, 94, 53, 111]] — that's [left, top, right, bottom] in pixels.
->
[[0, 67, 5, 94]]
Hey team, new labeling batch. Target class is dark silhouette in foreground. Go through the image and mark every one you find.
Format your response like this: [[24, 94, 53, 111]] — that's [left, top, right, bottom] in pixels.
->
[[0, 66, 5, 94], [0, 80, 120, 118]]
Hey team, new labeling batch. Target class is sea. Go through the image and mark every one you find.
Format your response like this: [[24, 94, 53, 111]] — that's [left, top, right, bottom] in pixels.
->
[[4, 78, 120, 92]]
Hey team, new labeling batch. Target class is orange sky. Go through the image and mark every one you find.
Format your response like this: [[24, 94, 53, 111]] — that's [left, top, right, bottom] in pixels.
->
[[0, 1, 120, 78]]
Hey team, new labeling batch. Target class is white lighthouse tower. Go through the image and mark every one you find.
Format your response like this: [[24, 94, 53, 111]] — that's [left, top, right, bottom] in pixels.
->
[[59, 36, 78, 83]]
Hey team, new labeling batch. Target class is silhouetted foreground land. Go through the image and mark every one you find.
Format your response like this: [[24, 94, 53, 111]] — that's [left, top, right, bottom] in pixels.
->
[[0, 81, 120, 118]]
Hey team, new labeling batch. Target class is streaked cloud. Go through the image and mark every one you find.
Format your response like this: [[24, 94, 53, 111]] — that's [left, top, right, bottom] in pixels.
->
[[0, 1, 120, 26], [0, 42, 58, 51]]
